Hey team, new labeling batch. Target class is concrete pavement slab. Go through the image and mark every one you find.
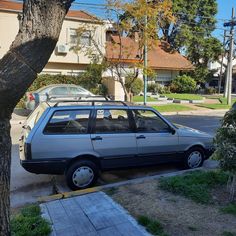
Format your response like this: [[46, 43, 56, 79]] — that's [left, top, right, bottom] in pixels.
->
[[41, 192, 151, 236]]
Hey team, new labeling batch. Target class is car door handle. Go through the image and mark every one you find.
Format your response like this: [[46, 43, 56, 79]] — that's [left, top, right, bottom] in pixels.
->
[[136, 135, 146, 139], [91, 136, 103, 141]]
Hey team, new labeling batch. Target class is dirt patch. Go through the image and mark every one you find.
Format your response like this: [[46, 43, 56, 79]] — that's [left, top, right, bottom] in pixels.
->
[[108, 180, 236, 236]]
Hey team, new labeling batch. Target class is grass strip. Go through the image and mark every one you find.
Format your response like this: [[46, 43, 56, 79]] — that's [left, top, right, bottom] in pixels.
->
[[152, 104, 193, 112], [164, 93, 203, 101], [221, 203, 236, 216], [11, 205, 51, 236], [196, 104, 230, 110], [138, 215, 168, 236], [159, 171, 228, 204]]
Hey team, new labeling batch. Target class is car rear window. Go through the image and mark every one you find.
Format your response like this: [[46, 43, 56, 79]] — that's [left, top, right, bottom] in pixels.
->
[[26, 105, 47, 130], [44, 110, 90, 134]]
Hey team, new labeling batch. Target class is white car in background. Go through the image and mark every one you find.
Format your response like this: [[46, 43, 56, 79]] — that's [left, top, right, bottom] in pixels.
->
[[25, 84, 95, 110]]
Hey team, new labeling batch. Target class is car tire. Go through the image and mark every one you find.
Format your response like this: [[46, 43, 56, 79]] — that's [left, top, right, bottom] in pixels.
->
[[66, 160, 99, 190], [184, 147, 204, 169]]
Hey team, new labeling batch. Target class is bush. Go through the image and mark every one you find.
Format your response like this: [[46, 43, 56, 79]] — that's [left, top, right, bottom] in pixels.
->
[[205, 87, 216, 95], [16, 72, 108, 108], [28, 74, 81, 91], [147, 83, 170, 94], [214, 109, 236, 201], [147, 83, 160, 93], [125, 77, 144, 96], [170, 75, 196, 93]]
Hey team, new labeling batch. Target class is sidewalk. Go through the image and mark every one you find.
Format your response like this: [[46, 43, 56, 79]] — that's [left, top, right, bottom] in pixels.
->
[[41, 191, 150, 236]]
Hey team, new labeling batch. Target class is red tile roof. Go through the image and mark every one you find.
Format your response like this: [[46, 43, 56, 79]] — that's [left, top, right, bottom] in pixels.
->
[[0, 0, 98, 21], [106, 36, 193, 71], [106, 36, 141, 63]]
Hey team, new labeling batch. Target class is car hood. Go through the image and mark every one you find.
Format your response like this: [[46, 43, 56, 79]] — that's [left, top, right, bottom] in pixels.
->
[[175, 124, 213, 138]]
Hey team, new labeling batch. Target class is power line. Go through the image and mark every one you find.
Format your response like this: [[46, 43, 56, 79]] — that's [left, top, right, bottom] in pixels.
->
[[10, 0, 232, 23], [71, 1, 230, 22]]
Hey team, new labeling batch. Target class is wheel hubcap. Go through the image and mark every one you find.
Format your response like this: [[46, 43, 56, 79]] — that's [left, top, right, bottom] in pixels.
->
[[188, 151, 202, 168], [72, 166, 94, 187]]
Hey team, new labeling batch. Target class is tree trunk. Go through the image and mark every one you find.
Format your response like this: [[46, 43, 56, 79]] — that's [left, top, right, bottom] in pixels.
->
[[0, 0, 73, 235], [0, 110, 12, 236]]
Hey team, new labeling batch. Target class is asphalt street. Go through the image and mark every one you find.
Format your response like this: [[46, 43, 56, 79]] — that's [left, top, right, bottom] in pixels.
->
[[10, 111, 225, 207], [166, 114, 223, 135]]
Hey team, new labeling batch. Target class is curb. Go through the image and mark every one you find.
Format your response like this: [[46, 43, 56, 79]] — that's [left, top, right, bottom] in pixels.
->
[[161, 109, 228, 116], [38, 167, 210, 203]]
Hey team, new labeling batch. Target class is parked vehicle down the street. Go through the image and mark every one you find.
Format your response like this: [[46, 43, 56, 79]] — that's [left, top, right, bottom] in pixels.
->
[[25, 84, 95, 111], [19, 100, 215, 190]]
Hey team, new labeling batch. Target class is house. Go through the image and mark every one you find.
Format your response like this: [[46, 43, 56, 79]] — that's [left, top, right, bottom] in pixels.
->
[[208, 57, 236, 92], [104, 34, 193, 100], [0, 0, 106, 76]]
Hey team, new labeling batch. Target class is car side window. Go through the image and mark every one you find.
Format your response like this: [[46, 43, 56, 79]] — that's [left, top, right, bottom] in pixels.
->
[[133, 109, 170, 133], [44, 110, 90, 134], [69, 87, 85, 95], [95, 109, 131, 133], [49, 87, 68, 95]]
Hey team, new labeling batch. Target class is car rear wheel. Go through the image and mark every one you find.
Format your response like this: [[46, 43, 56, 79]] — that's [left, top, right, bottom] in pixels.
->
[[66, 160, 98, 190], [184, 147, 204, 169]]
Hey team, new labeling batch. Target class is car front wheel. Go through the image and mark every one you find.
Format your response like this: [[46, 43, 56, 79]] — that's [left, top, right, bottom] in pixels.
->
[[66, 160, 98, 190], [184, 147, 204, 169]]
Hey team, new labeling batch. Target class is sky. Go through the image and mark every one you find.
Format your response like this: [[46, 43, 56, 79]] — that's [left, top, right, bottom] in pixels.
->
[[214, 0, 236, 40], [72, 0, 236, 41]]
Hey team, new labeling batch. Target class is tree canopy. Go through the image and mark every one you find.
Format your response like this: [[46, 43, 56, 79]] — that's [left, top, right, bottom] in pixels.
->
[[159, 0, 222, 82]]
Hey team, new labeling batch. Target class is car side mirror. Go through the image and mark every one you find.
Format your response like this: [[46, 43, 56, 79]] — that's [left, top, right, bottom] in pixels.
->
[[169, 127, 176, 135]]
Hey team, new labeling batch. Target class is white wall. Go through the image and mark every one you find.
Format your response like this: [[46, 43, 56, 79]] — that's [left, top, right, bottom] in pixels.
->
[[0, 11, 106, 72]]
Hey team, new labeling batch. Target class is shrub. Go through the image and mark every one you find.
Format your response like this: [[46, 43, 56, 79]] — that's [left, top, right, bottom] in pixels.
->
[[170, 75, 196, 93], [147, 83, 160, 93], [28, 74, 81, 91], [125, 77, 144, 96], [213, 109, 236, 201], [205, 87, 216, 95], [147, 83, 170, 94]]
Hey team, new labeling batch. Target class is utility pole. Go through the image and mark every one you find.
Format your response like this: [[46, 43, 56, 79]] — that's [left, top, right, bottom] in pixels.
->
[[143, 2, 148, 105], [224, 8, 235, 105], [218, 30, 226, 94]]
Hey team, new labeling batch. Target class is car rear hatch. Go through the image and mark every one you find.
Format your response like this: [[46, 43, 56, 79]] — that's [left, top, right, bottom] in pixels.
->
[[19, 103, 49, 160]]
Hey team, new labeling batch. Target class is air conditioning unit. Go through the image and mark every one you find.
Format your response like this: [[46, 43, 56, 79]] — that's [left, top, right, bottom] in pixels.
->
[[56, 44, 69, 54]]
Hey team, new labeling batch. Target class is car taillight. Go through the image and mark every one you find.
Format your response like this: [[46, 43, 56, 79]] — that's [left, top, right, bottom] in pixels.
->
[[28, 93, 35, 101]]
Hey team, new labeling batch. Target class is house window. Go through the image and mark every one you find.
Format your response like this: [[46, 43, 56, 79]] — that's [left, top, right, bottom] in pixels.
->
[[40, 71, 62, 75], [67, 71, 84, 77], [155, 76, 172, 86], [69, 29, 78, 45], [79, 31, 91, 46]]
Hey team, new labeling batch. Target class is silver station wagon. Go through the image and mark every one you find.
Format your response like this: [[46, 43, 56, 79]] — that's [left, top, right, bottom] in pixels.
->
[[19, 100, 214, 190]]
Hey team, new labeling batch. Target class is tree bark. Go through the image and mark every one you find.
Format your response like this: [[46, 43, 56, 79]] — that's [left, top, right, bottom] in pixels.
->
[[0, 110, 11, 236], [0, 0, 73, 235]]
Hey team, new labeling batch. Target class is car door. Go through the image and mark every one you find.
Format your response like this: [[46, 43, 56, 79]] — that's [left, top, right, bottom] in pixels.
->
[[132, 108, 179, 164], [91, 108, 137, 168]]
